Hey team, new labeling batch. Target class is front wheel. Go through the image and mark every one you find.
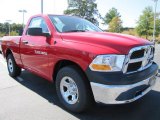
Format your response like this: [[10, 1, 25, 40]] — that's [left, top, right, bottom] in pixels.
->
[[7, 54, 21, 77], [56, 66, 93, 113]]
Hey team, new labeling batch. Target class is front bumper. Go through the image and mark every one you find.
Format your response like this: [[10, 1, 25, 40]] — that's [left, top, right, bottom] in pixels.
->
[[87, 63, 158, 104]]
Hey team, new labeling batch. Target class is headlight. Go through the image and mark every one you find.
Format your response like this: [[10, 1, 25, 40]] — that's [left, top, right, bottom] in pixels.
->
[[89, 55, 125, 72]]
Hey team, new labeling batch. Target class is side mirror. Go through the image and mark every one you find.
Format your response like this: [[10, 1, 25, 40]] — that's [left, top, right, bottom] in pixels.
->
[[27, 27, 50, 37]]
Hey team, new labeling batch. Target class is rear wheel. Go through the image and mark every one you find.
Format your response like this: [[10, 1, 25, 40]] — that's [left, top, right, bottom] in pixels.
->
[[7, 54, 21, 77], [56, 66, 93, 113]]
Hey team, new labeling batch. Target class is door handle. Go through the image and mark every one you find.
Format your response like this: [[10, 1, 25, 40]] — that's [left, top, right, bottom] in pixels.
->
[[22, 40, 28, 44]]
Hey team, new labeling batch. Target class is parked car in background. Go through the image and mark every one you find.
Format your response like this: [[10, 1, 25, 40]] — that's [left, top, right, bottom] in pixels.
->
[[1, 14, 159, 113]]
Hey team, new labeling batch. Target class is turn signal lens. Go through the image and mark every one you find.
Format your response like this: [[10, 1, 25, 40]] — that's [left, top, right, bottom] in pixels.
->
[[91, 64, 111, 71]]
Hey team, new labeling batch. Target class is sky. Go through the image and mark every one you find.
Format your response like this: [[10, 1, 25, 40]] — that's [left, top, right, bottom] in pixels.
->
[[0, 0, 159, 29]]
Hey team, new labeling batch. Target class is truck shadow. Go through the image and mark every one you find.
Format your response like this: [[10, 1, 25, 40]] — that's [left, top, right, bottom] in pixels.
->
[[14, 70, 160, 120]]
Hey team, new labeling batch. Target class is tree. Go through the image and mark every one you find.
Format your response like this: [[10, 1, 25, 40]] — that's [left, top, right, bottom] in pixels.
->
[[0, 23, 23, 36], [108, 16, 123, 33], [136, 6, 160, 39], [64, 0, 101, 25], [103, 7, 121, 25]]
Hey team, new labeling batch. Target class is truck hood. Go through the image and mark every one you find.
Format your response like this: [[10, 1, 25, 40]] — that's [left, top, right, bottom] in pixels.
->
[[60, 32, 152, 55]]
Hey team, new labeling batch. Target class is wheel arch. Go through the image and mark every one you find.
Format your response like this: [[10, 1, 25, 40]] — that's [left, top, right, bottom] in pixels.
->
[[5, 48, 13, 59], [53, 60, 87, 82]]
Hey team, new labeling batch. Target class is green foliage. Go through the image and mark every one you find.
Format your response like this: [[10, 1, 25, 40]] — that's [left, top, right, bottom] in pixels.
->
[[0, 32, 5, 37], [108, 16, 123, 33], [64, 0, 101, 25], [103, 7, 123, 32], [135, 6, 160, 39], [10, 31, 19, 36], [156, 34, 160, 43], [122, 28, 137, 36], [0, 23, 8, 33], [0, 23, 23, 36], [103, 7, 121, 25]]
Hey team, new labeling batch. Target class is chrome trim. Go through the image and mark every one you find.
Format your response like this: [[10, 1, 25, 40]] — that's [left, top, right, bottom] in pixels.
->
[[90, 74, 157, 104], [123, 45, 154, 74], [157, 72, 160, 77]]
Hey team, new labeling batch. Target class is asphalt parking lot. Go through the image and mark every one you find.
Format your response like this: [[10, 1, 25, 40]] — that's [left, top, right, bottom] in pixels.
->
[[0, 45, 160, 120]]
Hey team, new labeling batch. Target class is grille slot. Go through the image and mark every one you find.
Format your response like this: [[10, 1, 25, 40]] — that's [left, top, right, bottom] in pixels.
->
[[127, 62, 142, 72], [123, 45, 154, 74], [130, 49, 144, 59]]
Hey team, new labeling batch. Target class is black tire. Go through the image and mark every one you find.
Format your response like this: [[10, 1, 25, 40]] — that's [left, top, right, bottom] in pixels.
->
[[56, 66, 93, 113], [7, 54, 21, 77]]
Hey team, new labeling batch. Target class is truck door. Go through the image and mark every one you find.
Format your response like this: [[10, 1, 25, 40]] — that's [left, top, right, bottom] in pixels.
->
[[20, 17, 50, 78]]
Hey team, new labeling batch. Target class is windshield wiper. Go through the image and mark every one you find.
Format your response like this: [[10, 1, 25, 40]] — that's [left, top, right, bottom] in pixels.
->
[[63, 30, 87, 32]]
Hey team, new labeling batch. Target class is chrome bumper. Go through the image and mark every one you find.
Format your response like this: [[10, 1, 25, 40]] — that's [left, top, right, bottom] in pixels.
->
[[91, 74, 158, 104]]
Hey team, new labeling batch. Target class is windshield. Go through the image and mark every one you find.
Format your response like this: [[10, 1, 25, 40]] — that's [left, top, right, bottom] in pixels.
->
[[49, 15, 103, 33]]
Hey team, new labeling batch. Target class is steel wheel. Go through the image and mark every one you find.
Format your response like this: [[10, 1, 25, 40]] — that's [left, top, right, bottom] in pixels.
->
[[8, 58, 13, 73], [60, 76, 79, 105], [7, 54, 21, 77]]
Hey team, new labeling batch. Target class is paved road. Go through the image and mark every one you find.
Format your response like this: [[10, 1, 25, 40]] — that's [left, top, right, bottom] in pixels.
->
[[0, 45, 160, 120]]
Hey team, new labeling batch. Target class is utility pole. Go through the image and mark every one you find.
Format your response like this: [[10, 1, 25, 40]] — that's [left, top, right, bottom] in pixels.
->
[[6, 20, 11, 36], [41, 0, 43, 14], [152, 0, 158, 43], [19, 10, 27, 30]]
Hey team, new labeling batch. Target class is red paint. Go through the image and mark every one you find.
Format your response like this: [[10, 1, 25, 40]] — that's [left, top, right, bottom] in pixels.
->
[[1, 14, 152, 82]]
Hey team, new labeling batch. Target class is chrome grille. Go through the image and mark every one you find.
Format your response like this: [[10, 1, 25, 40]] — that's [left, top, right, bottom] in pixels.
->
[[123, 45, 154, 74]]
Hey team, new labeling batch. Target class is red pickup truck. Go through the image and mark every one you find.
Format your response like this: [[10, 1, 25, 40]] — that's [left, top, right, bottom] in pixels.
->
[[1, 14, 159, 112]]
